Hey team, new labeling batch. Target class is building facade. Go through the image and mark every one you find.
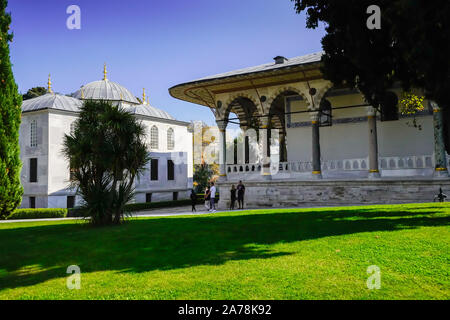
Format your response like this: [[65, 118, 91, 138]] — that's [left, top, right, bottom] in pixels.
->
[[20, 69, 193, 209], [170, 52, 450, 208]]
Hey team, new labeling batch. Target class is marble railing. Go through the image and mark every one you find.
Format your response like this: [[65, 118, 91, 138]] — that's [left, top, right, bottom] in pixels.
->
[[379, 155, 433, 170], [227, 163, 262, 174], [226, 154, 437, 176]]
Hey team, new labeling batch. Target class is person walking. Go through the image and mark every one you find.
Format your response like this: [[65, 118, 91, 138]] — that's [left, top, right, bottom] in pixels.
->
[[237, 180, 246, 209], [204, 185, 211, 211], [209, 182, 217, 213], [190, 189, 197, 212]]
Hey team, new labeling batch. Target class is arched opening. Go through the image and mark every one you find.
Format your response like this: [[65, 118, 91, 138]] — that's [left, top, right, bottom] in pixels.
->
[[225, 97, 260, 166], [268, 90, 298, 163]]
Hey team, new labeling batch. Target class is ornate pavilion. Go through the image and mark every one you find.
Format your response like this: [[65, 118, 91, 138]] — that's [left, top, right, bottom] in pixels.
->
[[169, 52, 450, 208]]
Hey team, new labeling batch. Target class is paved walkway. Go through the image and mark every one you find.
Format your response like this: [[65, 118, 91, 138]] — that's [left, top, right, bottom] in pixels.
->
[[0, 205, 255, 224], [0, 202, 402, 224]]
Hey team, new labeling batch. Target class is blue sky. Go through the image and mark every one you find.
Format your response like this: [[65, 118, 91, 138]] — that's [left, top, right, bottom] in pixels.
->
[[8, 0, 325, 125]]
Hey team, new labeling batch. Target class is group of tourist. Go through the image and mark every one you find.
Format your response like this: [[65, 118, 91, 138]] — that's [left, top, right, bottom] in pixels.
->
[[190, 180, 246, 213]]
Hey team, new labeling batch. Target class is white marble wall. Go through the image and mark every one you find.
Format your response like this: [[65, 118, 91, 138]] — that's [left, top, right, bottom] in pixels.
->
[[19, 111, 49, 208], [218, 179, 450, 209], [18, 110, 193, 208]]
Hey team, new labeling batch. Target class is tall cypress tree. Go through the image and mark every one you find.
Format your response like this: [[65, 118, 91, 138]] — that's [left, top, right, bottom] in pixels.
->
[[0, 0, 23, 219]]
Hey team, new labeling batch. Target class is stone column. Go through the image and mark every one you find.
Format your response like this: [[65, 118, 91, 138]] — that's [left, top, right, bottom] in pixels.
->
[[216, 119, 228, 181], [431, 102, 449, 178], [367, 106, 381, 178], [259, 118, 272, 179], [240, 125, 248, 164], [310, 111, 322, 179]]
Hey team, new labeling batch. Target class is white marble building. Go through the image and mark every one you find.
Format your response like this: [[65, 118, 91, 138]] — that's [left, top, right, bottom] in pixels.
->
[[19, 69, 193, 209]]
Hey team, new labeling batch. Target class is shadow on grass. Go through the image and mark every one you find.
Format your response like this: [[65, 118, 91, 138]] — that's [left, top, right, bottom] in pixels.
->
[[0, 205, 449, 290]]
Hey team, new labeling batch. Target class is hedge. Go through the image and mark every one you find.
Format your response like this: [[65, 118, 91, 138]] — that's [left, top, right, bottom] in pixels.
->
[[10, 194, 223, 219], [7, 208, 67, 220]]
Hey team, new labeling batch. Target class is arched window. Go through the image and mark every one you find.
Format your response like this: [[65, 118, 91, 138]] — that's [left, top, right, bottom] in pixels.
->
[[150, 126, 159, 149], [30, 120, 37, 147], [167, 128, 175, 150]]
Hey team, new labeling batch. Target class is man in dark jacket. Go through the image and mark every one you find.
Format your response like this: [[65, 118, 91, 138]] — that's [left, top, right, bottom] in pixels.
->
[[237, 180, 246, 209], [190, 189, 197, 212]]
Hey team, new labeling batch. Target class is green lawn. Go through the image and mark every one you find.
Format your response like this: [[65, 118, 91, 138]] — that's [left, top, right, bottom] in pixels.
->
[[0, 203, 449, 300]]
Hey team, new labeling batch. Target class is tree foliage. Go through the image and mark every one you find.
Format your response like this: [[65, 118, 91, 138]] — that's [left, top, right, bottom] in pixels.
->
[[0, 0, 23, 219], [193, 163, 217, 193], [63, 100, 150, 226], [22, 87, 47, 100], [292, 0, 450, 113]]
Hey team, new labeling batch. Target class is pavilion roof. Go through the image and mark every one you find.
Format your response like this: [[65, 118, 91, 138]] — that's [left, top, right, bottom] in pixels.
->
[[169, 52, 324, 107]]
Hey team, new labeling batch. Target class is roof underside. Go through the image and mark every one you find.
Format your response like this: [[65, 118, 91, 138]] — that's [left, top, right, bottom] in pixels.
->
[[169, 52, 324, 107]]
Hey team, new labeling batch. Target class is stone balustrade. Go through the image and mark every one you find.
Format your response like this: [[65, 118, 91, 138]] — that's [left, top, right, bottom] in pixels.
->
[[225, 154, 440, 179]]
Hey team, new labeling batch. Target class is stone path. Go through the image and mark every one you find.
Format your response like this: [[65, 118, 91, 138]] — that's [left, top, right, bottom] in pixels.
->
[[0, 205, 256, 224], [0, 202, 398, 224]]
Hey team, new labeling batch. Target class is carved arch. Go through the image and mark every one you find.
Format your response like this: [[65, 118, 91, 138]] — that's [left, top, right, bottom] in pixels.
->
[[217, 92, 262, 128], [224, 91, 260, 112], [267, 85, 310, 107], [314, 81, 334, 110]]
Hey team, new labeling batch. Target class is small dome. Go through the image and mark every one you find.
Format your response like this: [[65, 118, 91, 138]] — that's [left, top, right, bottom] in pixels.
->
[[129, 103, 175, 120], [22, 93, 82, 113], [73, 79, 139, 104]]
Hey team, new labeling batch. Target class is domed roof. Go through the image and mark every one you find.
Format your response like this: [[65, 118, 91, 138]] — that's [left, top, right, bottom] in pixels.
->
[[22, 93, 82, 113], [129, 103, 175, 120], [73, 79, 139, 104], [73, 65, 139, 104]]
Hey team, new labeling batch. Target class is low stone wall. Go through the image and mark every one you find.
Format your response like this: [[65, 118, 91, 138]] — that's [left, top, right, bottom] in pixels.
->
[[217, 178, 450, 209]]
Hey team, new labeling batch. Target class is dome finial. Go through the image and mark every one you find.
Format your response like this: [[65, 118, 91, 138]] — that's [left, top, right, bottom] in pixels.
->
[[142, 88, 146, 104], [103, 63, 107, 80], [47, 74, 53, 93]]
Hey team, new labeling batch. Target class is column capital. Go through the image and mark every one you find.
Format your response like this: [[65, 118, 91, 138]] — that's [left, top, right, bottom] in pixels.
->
[[309, 111, 320, 123], [259, 116, 270, 129], [216, 119, 228, 131], [367, 106, 377, 117], [430, 101, 440, 112]]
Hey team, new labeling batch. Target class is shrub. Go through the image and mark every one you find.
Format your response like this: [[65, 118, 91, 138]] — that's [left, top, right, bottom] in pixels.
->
[[63, 100, 150, 226], [0, 3, 23, 219], [7, 208, 67, 220]]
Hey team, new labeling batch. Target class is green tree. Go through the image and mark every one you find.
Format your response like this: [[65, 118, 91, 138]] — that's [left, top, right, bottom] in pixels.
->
[[193, 163, 217, 193], [0, 0, 23, 219], [292, 0, 450, 116], [63, 100, 150, 226], [22, 87, 47, 100]]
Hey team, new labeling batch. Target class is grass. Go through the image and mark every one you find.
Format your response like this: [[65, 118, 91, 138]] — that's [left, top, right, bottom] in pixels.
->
[[0, 203, 449, 300]]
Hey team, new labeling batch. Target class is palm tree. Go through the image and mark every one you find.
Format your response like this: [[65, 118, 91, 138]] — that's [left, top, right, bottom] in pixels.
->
[[63, 100, 150, 226]]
